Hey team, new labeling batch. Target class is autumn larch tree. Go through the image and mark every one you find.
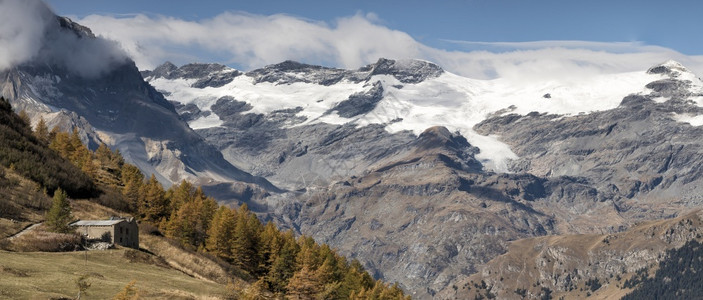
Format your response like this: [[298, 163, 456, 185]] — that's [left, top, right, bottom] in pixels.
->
[[45, 188, 75, 233]]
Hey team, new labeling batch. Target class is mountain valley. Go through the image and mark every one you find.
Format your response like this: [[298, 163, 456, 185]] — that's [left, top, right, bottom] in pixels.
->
[[3, 5, 703, 298]]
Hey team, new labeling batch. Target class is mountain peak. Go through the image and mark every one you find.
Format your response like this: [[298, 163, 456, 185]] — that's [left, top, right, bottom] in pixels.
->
[[146, 61, 178, 78], [56, 16, 95, 38], [416, 126, 471, 152], [367, 58, 444, 83], [647, 60, 693, 77], [143, 62, 241, 88], [266, 60, 335, 72]]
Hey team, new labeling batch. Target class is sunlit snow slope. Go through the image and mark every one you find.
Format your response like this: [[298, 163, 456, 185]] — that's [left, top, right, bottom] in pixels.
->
[[145, 58, 673, 172]]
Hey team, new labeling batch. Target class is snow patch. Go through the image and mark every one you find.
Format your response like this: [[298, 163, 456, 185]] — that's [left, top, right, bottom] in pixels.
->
[[189, 113, 223, 129], [672, 113, 703, 126]]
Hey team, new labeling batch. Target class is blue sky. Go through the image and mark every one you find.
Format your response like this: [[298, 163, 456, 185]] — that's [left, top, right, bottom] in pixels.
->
[[42, 0, 703, 77], [44, 0, 703, 55]]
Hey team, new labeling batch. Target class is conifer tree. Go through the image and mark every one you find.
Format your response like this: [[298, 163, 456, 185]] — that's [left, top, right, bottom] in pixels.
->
[[17, 110, 30, 127], [286, 265, 323, 299], [206, 206, 237, 259], [265, 230, 300, 294], [50, 130, 73, 159], [168, 179, 194, 212], [315, 255, 343, 299], [139, 174, 169, 223], [165, 202, 199, 247], [197, 190, 218, 237], [68, 128, 94, 174], [34, 116, 49, 144], [231, 204, 262, 275], [241, 279, 269, 300], [95, 143, 114, 167], [121, 164, 144, 212], [48, 125, 60, 144], [45, 188, 75, 233], [259, 222, 284, 271], [296, 236, 323, 271]]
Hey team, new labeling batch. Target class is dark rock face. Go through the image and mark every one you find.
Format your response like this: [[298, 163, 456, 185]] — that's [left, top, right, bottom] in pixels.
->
[[368, 58, 444, 84], [330, 81, 384, 118], [246, 60, 366, 85], [143, 62, 242, 88], [211, 96, 253, 119], [244, 58, 444, 86], [57, 16, 95, 38], [171, 101, 211, 123]]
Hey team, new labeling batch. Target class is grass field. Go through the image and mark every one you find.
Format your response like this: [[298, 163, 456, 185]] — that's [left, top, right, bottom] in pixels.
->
[[0, 248, 227, 299]]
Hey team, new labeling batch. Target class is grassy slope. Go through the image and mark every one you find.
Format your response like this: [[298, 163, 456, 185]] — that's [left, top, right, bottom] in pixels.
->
[[0, 248, 225, 299], [0, 185, 236, 299]]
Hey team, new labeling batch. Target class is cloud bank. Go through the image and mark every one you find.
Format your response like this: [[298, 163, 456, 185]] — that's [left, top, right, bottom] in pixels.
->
[[0, 0, 127, 78], [76, 11, 703, 80], [5, 1, 703, 80]]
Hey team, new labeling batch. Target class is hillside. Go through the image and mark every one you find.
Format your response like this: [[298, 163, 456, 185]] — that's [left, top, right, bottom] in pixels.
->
[[438, 210, 703, 299], [0, 97, 96, 198], [622, 239, 703, 299], [0, 248, 227, 299], [0, 96, 409, 299]]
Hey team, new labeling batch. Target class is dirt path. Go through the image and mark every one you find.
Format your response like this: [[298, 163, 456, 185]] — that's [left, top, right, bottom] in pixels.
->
[[8, 222, 42, 240]]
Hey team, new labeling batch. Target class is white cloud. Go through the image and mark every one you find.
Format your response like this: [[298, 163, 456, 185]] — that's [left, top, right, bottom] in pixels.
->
[[77, 12, 421, 72], [0, 0, 128, 78], [0, 0, 52, 70], [76, 11, 703, 80]]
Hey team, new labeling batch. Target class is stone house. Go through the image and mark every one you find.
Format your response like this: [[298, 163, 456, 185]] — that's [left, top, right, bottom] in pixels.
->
[[71, 217, 139, 249]]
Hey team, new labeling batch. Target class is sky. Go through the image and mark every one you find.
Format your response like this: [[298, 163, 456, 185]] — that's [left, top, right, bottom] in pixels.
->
[[25, 0, 703, 78]]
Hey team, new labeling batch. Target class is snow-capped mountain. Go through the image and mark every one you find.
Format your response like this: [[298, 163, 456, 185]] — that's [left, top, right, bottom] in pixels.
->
[[146, 58, 703, 297], [5, 3, 703, 299], [145, 57, 677, 185]]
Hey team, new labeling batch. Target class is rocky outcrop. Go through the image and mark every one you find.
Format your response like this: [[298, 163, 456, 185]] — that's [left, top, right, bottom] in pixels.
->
[[367, 58, 444, 84], [142, 62, 242, 88], [330, 81, 384, 118], [244, 58, 444, 86]]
